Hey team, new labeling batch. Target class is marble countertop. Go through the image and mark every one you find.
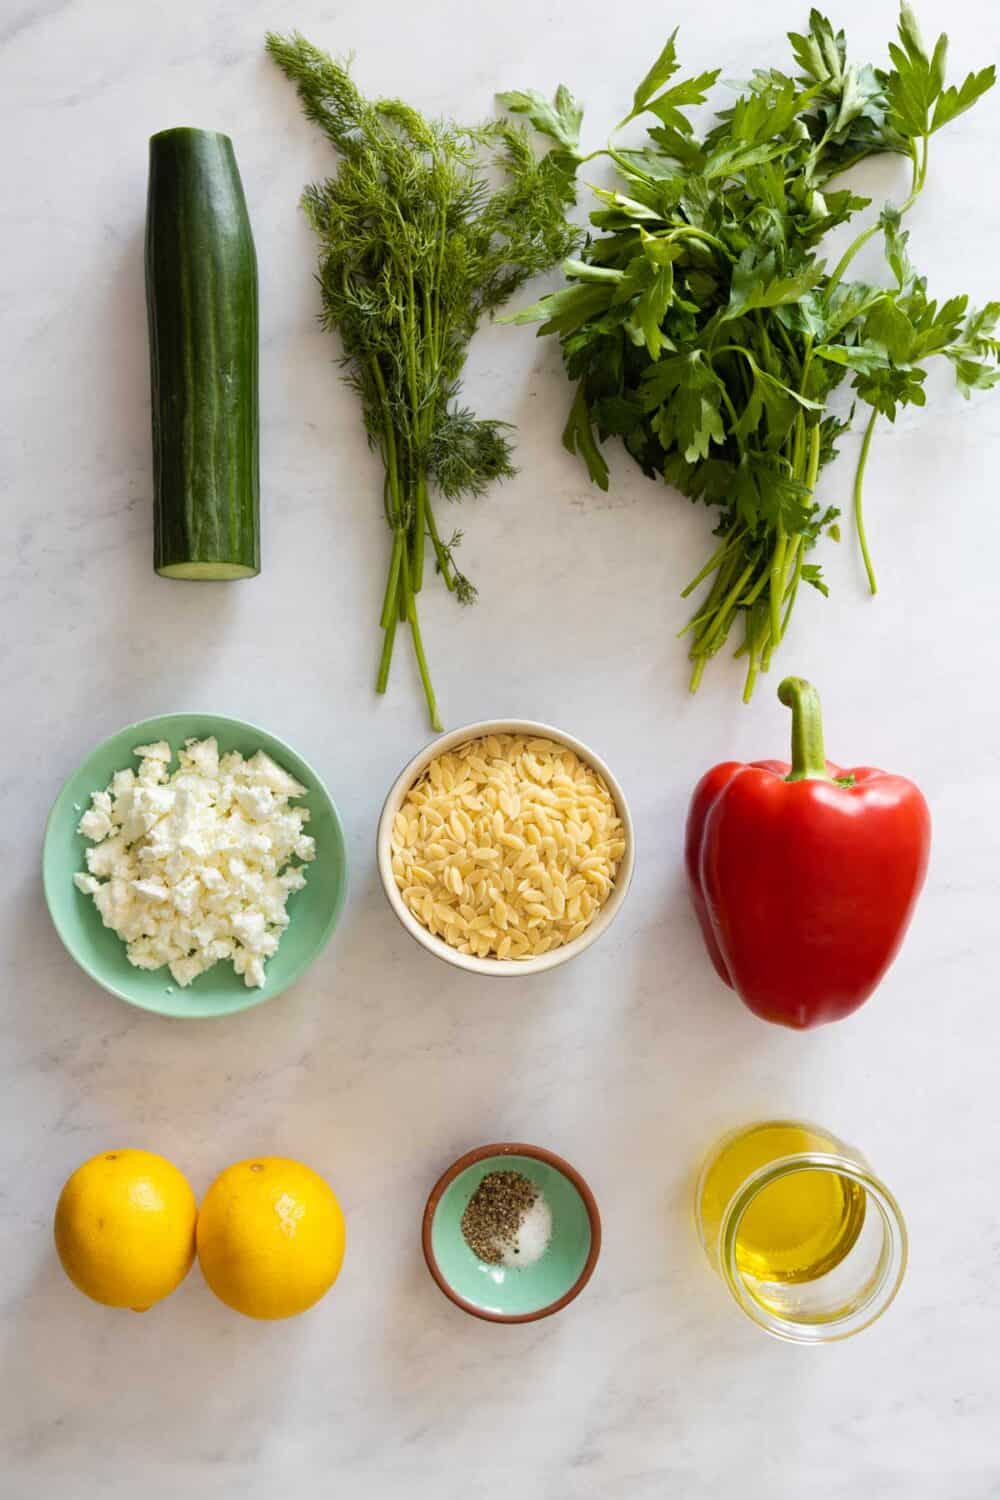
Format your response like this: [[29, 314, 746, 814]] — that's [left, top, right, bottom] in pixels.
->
[[3, 1, 999, 1495]]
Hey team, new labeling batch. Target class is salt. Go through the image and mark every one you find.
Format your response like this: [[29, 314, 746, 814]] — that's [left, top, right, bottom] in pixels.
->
[[501, 1191, 552, 1268]]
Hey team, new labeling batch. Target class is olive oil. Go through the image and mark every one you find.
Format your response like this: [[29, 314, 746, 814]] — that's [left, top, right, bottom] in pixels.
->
[[698, 1121, 866, 1284]]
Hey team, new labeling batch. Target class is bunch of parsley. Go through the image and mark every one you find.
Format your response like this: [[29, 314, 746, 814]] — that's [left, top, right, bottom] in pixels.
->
[[505, 7, 999, 698], [268, 34, 580, 729]]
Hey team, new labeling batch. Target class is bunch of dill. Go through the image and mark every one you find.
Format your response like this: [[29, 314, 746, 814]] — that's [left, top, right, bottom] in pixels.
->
[[267, 34, 582, 728]]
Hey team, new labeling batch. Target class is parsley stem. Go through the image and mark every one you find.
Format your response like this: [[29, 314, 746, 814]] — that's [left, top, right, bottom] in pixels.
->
[[780, 541, 805, 638], [743, 604, 767, 702], [760, 526, 807, 671], [717, 383, 742, 436], [680, 543, 740, 638], [769, 525, 786, 645], [671, 225, 731, 258], [827, 137, 928, 299], [773, 317, 802, 376], [696, 555, 758, 655], [680, 531, 741, 598], [769, 408, 810, 647], [740, 563, 771, 608], [678, 601, 721, 639], [854, 405, 880, 595], [804, 420, 821, 492], [791, 410, 806, 477], [826, 222, 881, 300]]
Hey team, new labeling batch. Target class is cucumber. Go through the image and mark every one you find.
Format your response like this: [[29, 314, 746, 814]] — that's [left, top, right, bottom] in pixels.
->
[[145, 128, 260, 580]]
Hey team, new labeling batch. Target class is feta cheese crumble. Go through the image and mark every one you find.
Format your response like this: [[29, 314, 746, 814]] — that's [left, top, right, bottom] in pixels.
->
[[73, 738, 315, 989]]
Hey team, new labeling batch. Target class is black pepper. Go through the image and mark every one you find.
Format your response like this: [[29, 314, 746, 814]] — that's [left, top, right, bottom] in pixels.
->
[[460, 1170, 539, 1264]]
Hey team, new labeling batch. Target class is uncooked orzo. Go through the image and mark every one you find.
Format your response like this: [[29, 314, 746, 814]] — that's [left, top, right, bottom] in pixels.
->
[[390, 735, 627, 960]]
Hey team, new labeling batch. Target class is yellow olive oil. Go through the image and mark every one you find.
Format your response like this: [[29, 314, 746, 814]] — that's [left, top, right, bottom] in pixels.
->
[[698, 1122, 866, 1284]]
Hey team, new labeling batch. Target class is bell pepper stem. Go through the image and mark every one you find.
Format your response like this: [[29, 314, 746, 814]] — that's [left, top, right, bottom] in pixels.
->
[[778, 676, 831, 782]]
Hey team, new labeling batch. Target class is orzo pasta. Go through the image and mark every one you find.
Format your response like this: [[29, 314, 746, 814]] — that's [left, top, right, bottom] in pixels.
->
[[390, 735, 626, 960]]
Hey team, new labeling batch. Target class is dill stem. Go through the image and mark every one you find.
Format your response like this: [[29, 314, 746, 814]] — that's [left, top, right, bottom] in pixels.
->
[[399, 545, 441, 732], [425, 497, 456, 591], [380, 530, 405, 629], [414, 257, 446, 594], [412, 474, 427, 592], [376, 608, 398, 695], [370, 358, 400, 512]]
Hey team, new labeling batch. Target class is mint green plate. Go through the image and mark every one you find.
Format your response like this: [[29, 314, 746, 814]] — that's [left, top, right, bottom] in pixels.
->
[[43, 713, 348, 1019], [422, 1144, 601, 1322]]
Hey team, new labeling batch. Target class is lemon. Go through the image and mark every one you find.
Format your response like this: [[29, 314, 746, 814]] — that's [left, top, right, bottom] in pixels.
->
[[197, 1157, 346, 1320], [54, 1149, 197, 1311]]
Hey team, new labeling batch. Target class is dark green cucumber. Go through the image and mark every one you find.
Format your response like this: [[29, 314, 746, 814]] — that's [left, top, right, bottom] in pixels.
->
[[146, 128, 260, 579]]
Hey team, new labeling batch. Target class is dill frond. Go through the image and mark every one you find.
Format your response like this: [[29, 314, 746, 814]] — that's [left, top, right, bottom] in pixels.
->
[[268, 32, 582, 728]]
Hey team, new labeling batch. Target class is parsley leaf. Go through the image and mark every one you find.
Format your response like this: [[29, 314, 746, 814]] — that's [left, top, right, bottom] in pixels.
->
[[507, 5, 999, 698], [498, 86, 583, 156], [724, 249, 825, 319]]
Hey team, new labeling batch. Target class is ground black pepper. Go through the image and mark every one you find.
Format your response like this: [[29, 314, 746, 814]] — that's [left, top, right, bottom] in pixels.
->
[[461, 1170, 539, 1264]]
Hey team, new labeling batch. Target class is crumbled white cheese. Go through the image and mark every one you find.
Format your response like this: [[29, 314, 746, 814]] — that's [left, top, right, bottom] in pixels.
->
[[74, 737, 314, 989], [78, 807, 113, 842], [133, 741, 172, 761]]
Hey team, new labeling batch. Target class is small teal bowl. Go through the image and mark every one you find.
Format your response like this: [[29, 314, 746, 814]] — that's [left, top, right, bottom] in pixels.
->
[[422, 1143, 601, 1323], [42, 712, 348, 1019]]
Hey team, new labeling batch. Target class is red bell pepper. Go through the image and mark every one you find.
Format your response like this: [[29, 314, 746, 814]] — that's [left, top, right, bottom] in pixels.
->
[[686, 677, 931, 1029]]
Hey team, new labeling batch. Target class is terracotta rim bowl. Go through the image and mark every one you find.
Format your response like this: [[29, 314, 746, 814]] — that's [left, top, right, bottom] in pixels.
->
[[422, 1141, 602, 1323]]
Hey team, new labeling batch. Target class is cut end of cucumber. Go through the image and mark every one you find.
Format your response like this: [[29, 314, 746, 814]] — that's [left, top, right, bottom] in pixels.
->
[[156, 561, 259, 581]]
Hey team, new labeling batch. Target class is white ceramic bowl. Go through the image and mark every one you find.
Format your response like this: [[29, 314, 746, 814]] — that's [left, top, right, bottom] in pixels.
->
[[376, 720, 634, 977]]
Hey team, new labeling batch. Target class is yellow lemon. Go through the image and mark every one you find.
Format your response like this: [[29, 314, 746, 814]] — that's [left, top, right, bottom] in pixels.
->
[[54, 1149, 197, 1311], [197, 1157, 346, 1320]]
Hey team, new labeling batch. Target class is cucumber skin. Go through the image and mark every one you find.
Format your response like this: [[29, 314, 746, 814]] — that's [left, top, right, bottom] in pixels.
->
[[146, 128, 260, 579]]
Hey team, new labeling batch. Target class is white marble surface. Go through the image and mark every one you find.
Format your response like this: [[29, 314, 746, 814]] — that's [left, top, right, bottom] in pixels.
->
[[3, 0, 1000, 1494]]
